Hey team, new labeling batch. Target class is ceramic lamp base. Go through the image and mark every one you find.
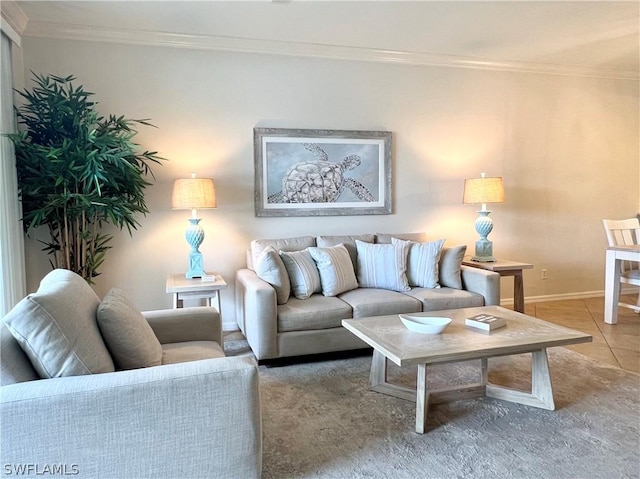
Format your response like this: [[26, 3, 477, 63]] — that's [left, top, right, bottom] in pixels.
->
[[184, 218, 206, 278], [186, 251, 206, 278], [472, 210, 496, 262], [472, 238, 496, 262]]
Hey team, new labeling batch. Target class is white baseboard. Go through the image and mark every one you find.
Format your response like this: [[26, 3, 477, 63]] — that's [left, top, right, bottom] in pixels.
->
[[502, 287, 639, 306]]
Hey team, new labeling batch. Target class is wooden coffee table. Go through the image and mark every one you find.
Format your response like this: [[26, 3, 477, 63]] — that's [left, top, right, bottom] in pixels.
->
[[341, 306, 592, 434]]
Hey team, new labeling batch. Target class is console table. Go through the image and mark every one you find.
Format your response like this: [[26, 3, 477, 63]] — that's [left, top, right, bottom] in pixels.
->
[[462, 257, 533, 313], [166, 273, 227, 312]]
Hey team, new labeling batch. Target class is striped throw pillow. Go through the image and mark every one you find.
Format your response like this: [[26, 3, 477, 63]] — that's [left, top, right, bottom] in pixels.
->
[[355, 240, 411, 292], [308, 244, 358, 296], [280, 249, 322, 299], [392, 237, 445, 288]]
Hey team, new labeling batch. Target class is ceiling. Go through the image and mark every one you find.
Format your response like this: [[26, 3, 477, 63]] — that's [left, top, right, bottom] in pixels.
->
[[4, 1, 639, 79]]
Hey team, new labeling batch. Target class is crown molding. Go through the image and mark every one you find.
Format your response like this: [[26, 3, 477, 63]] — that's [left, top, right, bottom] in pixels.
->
[[22, 20, 640, 81], [0, 1, 28, 46]]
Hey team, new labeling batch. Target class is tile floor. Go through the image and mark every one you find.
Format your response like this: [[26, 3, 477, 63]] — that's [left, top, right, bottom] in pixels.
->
[[523, 294, 639, 373]]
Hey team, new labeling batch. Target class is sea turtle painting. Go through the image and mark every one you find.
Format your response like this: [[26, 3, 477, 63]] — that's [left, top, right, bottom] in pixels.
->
[[268, 143, 376, 204]]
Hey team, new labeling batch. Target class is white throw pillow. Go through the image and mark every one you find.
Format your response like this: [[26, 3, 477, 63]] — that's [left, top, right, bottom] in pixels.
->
[[280, 249, 322, 300], [392, 237, 445, 288], [355, 240, 411, 292], [2, 269, 115, 378], [97, 288, 163, 370], [255, 246, 290, 304], [308, 244, 358, 296]]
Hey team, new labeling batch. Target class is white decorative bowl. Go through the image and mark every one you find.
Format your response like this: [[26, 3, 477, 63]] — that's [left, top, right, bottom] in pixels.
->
[[399, 314, 452, 334]]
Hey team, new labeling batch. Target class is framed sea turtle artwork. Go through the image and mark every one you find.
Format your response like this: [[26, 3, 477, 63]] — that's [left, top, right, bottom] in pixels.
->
[[254, 128, 392, 217]]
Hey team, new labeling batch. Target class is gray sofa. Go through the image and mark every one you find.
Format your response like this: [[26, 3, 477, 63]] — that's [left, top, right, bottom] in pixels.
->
[[1, 269, 262, 479], [235, 233, 501, 361]]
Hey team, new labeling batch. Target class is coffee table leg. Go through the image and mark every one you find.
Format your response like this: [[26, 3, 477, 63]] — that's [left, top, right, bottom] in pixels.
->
[[531, 349, 555, 410], [369, 351, 423, 403], [481, 358, 488, 384], [415, 364, 428, 434], [486, 348, 555, 410], [370, 349, 387, 388]]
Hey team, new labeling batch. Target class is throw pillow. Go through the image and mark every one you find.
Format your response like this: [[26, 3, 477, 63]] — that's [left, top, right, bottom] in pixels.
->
[[97, 288, 163, 370], [308, 244, 358, 296], [392, 237, 445, 288], [280, 249, 322, 300], [255, 246, 291, 304], [316, 234, 375, 271], [250, 236, 315, 270], [2, 268, 115, 378], [439, 245, 467, 289], [375, 232, 428, 244], [355, 240, 411, 292], [1, 324, 40, 385]]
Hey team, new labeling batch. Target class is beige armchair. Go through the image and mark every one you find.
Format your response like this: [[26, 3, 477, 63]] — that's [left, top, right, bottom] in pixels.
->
[[1, 269, 262, 479]]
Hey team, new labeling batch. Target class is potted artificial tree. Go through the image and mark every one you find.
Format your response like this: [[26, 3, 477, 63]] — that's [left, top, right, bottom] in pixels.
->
[[6, 73, 164, 282]]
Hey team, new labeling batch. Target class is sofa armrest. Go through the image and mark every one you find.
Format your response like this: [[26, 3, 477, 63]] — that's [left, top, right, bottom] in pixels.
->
[[0, 356, 261, 479], [461, 266, 501, 306], [235, 269, 278, 360], [143, 306, 222, 345]]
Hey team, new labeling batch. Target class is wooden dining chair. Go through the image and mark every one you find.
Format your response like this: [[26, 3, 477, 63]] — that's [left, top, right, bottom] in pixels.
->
[[602, 218, 640, 313]]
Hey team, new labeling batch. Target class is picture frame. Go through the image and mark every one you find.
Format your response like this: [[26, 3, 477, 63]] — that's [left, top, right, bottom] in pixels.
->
[[254, 128, 392, 217]]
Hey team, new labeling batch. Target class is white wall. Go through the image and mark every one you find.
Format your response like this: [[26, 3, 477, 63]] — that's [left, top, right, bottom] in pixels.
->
[[18, 36, 639, 329]]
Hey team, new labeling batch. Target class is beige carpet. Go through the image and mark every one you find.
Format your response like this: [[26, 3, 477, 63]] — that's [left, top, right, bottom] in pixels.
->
[[234, 345, 640, 479]]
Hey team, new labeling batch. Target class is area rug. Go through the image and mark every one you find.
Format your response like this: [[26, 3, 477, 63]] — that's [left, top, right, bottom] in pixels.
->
[[241, 346, 639, 479]]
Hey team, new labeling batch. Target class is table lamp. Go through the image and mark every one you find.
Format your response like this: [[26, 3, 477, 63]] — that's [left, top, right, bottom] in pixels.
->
[[172, 173, 217, 278], [462, 173, 505, 262]]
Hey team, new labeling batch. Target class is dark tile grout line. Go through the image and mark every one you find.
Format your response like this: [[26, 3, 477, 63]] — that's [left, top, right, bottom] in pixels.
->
[[517, 298, 634, 370], [585, 300, 623, 368]]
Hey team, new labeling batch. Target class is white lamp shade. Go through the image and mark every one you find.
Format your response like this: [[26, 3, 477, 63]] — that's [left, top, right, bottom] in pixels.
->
[[462, 177, 505, 204], [172, 178, 217, 209]]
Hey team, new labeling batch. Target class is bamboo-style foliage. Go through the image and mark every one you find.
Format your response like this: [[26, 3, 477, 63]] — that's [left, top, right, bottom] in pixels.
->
[[6, 73, 164, 282]]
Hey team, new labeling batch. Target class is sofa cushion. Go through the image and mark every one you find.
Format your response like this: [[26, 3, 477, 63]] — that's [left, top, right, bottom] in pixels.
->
[[97, 288, 163, 370], [439, 245, 467, 289], [251, 236, 316, 270], [356, 240, 410, 292], [1, 323, 39, 385], [308, 244, 358, 296], [338, 288, 422, 318], [280, 249, 322, 300], [161, 340, 225, 365], [316, 234, 374, 270], [277, 295, 353, 332], [404, 286, 485, 311], [255, 246, 290, 304], [393, 237, 445, 288], [375, 232, 428, 244], [2, 269, 115, 378]]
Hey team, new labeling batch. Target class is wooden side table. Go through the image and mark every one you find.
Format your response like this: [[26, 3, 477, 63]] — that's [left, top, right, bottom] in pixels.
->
[[462, 257, 533, 313], [166, 273, 227, 312]]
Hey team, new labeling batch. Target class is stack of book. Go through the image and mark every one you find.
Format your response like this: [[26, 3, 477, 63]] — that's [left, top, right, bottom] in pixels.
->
[[465, 313, 506, 331]]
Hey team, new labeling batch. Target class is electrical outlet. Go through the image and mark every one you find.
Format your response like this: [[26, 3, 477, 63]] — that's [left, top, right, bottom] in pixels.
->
[[541, 268, 548, 280]]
